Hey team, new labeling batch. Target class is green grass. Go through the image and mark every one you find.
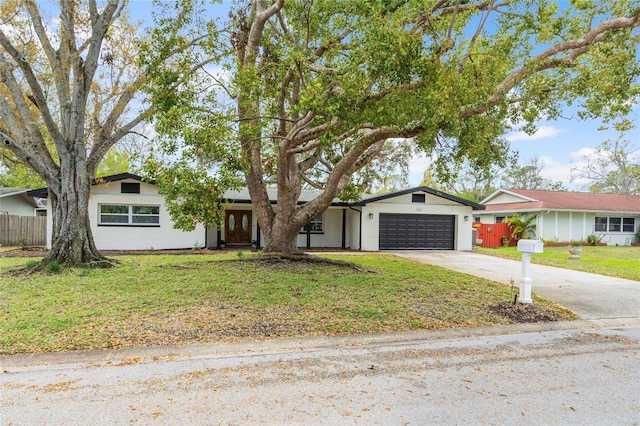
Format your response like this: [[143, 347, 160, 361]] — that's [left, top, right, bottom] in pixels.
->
[[0, 253, 576, 354], [478, 246, 640, 281]]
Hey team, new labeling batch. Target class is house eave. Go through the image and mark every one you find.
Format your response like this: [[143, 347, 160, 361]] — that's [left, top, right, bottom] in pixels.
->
[[477, 207, 640, 215], [351, 186, 485, 209]]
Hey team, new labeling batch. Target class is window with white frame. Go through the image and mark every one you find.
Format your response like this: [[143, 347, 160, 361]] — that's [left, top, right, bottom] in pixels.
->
[[594, 216, 635, 233], [99, 204, 160, 226], [300, 215, 324, 233], [623, 217, 635, 232]]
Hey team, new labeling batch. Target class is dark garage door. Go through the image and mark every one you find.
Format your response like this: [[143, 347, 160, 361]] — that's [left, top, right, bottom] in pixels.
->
[[379, 214, 455, 250]]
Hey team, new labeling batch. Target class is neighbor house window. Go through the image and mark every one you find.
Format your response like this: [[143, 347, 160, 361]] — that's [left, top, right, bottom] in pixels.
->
[[99, 204, 160, 226], [623, 218, 635, 233], [594, 216, 635, 233], [609, 217, 621, 232], [495, 216, 505, 223], [300, 215, 323, 233]]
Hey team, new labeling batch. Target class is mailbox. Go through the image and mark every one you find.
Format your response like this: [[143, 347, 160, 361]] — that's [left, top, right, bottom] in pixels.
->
[[517, 239, 544, 254]]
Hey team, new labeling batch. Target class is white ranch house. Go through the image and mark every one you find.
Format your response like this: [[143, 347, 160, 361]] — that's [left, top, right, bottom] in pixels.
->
[[29, 173, 483, 252], [475, 189, 640, 246]]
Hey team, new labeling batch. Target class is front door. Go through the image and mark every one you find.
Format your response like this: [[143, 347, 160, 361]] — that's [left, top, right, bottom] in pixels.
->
[[225, 210, 252, 245]]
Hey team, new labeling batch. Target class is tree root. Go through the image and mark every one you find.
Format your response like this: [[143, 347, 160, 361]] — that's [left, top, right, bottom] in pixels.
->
[[7, 256, 120, 276], [236, 252, 376, 273], [83, 258, 119, 269]]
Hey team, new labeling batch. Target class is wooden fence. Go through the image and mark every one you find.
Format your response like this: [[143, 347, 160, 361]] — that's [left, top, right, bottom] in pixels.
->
[[0, 215, 47, 247], [474, 222, 514, 248]]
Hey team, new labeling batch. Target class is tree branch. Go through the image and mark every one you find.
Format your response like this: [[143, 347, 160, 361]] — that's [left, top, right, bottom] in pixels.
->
[[462, 10, 640, 118]]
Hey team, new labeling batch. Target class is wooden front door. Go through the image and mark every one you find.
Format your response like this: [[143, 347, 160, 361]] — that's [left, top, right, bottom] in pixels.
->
[[225, 210, 252, 245]]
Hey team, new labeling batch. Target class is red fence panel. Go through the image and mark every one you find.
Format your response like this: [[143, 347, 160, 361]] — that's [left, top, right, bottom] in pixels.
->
[[474, 222, 514, 248]]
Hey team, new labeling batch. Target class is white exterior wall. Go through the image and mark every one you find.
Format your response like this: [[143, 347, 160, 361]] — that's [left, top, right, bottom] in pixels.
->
[[296, 207, 347, 248], [360, 193, 474, 251], [206, 225, 219, 248], [348, 208, 362, 250], [88, 179, 205, 250]]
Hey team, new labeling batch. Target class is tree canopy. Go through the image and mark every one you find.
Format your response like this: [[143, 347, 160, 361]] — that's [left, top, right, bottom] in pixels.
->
[[143, 0, 640, 253]]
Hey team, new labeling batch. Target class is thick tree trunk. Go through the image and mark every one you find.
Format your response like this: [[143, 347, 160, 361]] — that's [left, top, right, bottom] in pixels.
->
[[42, 162, 109, 267], [261, 214, 302, 254]]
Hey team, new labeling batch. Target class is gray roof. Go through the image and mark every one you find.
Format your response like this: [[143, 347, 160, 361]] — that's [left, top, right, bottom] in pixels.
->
[[0, 188, 39, 208], [0, 188, 29, 197], [222, 187, 351, 205]]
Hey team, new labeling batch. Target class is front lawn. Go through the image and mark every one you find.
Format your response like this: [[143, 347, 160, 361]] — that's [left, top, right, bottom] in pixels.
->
[[0, 253, 575, 354], [478, 246, 639, 281]]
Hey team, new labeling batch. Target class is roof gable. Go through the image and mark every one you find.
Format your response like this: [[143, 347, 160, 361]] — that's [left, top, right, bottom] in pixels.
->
[[481, 189, 538, 204], [352, 186, 484, 209]]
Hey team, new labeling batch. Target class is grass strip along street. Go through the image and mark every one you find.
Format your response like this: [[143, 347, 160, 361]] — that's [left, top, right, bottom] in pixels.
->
[[478, 246, 639, 282], [0, 253, 576, 354]]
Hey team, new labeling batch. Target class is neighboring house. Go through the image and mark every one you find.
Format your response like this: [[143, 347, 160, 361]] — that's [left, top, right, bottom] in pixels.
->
[[29, 173, 483, 251], [0, 188, 41, 216], [475, 189, 640, 246]]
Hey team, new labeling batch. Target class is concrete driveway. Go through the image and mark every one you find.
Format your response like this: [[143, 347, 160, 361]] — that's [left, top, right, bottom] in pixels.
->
[[391, 251, 640, 321]]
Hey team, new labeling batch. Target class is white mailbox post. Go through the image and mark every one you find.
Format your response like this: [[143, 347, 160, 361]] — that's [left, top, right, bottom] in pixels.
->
[[516, 239, 544, 304]]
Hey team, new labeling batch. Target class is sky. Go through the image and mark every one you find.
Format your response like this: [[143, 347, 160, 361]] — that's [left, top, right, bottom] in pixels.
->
[[407, 106, 640, 190], [125, 0, 639, 192]]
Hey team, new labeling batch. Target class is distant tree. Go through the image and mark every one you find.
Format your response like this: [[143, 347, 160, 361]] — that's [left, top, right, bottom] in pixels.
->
[[0, 148, 45, 188], [96, 133, 154, 177], [571, 138, 640, 194], [502, 157, 566, 191], [420, 159, 511, 203], [96, 147, 133, 177], [352, 139, 414, 194]]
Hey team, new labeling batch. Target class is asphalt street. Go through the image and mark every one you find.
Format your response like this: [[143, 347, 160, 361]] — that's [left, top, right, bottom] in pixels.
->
[[2, 321, 639, 425]]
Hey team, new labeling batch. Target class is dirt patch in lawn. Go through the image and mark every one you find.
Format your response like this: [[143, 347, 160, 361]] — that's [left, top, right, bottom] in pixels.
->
[[488, 301, 568, 323]]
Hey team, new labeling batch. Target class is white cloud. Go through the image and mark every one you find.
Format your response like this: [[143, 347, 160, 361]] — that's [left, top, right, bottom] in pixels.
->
[[569, 147, 596, 161], [506, 125, 564, 142], [535, 156, 574, 185]]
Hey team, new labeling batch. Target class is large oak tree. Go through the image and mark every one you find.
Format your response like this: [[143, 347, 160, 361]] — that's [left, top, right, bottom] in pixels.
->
[[148, 0, 640, 254], [0, 0, 150, 266]]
